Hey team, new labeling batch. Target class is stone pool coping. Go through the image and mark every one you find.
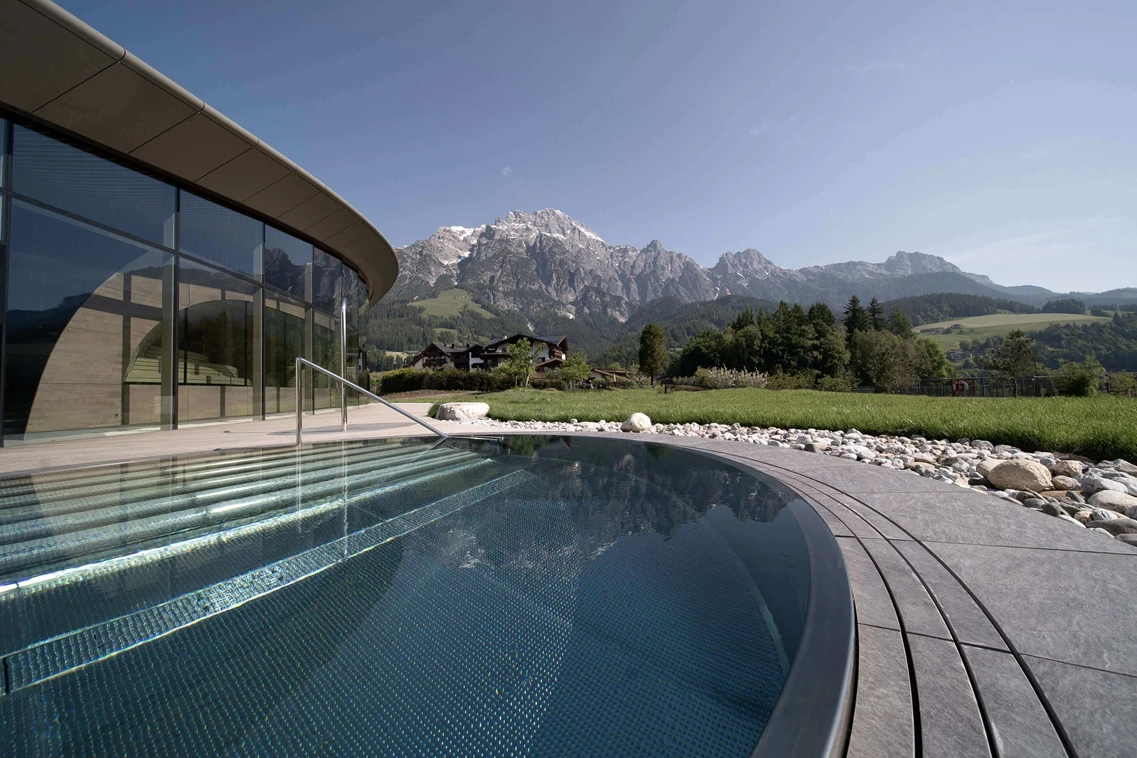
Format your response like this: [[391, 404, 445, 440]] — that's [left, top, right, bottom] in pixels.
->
[[466, 430, 1137, 758]]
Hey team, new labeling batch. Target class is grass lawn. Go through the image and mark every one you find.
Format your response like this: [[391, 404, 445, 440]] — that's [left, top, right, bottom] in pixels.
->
[[427, 387, 1137, 461], [410, 289, 494, 318], [918, 312, 1109, 351]]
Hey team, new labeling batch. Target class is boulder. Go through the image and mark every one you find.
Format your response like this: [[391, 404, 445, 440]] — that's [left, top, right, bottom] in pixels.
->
[[986, 460, 1053, 493], [1087, 489, 1137, 513], [1091, 508, 1122, 521], [1051, 475, 1080, 491], [620, 413, 652, 433], [1049, 459, 1084, 477], [804, 442, 829, 453], [1116, 534, 1137, 547], [1079, 476, 1126, 495], [1087, 517, 1137, 536], [976, 459, 1002, 479], [435, 402, 490, 422]]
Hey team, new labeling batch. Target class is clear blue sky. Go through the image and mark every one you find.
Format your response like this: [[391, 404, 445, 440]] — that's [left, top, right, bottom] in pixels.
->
[[62, 0, 1137, 292]]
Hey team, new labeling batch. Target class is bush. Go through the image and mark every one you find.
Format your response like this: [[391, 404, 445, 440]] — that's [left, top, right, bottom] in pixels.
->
[[816, 375, 854, 393], [766, 371, 816, 391], [376, 366, 512, 395], [1109, 373, 1137, 397], [672, 367, 770, 389], [531, 377, 568, 391], [1055, 358, 1104, 397]]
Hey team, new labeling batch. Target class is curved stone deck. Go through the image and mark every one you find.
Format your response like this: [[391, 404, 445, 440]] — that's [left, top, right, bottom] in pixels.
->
[[639, 435, 1137, 758]]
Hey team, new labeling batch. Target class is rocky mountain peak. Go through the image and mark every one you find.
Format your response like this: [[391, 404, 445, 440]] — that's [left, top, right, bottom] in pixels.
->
[[882, 250, 962, 276], [494, 209, 606, 246]]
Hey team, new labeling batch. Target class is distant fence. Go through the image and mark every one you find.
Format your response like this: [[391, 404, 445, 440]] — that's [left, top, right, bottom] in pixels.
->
[[873, 373, 1137, 398]]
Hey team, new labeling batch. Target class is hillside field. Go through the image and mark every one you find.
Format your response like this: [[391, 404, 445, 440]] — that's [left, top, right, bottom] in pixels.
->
[[918, 312, 1108, 351], [409, 289, 494, 319], [427, 387, 1137, 461]]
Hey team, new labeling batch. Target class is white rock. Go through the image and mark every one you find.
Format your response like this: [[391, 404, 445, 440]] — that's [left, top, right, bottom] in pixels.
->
[[986, 460, 1052, 492], [435, 402, 490, 422], [1087, 490, 1137, 513], [619, 413, 652, 432]]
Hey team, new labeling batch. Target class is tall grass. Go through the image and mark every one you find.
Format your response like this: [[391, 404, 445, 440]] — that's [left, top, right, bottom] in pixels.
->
[[434, 388, 1137, 461]]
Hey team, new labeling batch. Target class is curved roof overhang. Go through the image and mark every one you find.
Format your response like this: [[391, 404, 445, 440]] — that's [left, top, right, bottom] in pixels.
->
[[0, 0, 397, 305]]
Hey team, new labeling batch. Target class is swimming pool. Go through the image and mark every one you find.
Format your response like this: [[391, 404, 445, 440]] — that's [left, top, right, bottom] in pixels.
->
[[0, 435, 852, 757]]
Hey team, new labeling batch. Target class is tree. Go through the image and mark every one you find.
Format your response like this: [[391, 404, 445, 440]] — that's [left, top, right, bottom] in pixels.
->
[[888, 307, 914, 339], [501, 337, 539, 387], [988, 330, 1038, 396], [1054, 357, 1103, 396], [850, 330, 930, 392], [673, 329, 728, 377], [730, 307, 756, 331], [919, 339, 954, 378], [727, 324, 763, 371], [638, 323, 668, 386], [556, 352, 592, 389], [868, 298, 885, 331], [843, 295, 870, 344]]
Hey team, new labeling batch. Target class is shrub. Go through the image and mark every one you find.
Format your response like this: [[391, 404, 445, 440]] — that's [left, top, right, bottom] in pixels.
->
[[1109, 373, 1136, 397], [531, 377, 568, 391], [766, 371, 816, 391], [376, 366, 512, 395], [816, 375, 854, 393], [1055, 358, 1104, 397], [687, 366, 770, 389]]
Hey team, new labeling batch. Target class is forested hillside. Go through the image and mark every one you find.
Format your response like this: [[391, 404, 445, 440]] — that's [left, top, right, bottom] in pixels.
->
[[879, 293, 1036, 326]]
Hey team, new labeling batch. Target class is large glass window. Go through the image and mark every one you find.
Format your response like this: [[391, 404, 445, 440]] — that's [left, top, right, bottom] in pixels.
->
[[177, 258, 256, 422], [313, 247, 343, 314], [264, 291, 308, 415], [179, 192, 262, 276], [3, 201, 171, 438], [264, 225, 312, 300], [1, 118, 8, 188], [11, 126, 175, 246], [312, 310, 340, 410]]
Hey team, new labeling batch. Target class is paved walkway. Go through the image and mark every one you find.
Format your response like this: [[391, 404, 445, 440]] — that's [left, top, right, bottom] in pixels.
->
[[1, 414, 1134, 756], [0, 402, 454, 476]]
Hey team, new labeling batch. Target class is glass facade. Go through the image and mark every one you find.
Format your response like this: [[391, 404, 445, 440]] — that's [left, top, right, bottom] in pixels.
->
[[0, 119, 368, 443]]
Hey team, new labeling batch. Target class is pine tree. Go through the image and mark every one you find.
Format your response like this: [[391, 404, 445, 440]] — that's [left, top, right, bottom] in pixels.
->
[[730, 307, 756, 331], [868, 298, 885, 331], [843, 295, 870, 344], [888, 307, 913, 339]]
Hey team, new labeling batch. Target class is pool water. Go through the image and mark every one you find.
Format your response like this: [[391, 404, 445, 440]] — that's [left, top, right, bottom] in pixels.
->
[[0, 436, 820, 757]]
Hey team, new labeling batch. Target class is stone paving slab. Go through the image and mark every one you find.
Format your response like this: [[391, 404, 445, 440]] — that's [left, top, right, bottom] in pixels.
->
[[908, 634, 991, 758], [836, 537, 899, 631], [892, 541, 1007, 651], [860, 537, 951, 641], [1025, 655, 1137, 758], [962, 646, 1066, 758], [857, 491, 1135, 554], [846, 624, 914, 758], [931, 542, 1137, 677]]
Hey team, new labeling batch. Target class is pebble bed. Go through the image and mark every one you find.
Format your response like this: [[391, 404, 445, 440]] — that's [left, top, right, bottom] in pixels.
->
[[454, 412, 1137, 545]]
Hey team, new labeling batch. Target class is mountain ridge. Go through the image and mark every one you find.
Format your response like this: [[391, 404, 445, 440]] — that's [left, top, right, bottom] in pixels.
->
[[392, 208, 1135, 320]]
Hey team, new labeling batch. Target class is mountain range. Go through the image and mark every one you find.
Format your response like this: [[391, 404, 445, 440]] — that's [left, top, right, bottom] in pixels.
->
[[391, 208, 1136, 322]]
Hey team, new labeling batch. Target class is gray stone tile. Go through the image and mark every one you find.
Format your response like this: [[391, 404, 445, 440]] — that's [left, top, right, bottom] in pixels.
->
[[816, 493, 889, 539], [893, 541, 1007, 651], [962, 646, 1065, 758], [827, 492, 911, 540], [1025, 655, 1137, 758], [859, 491, 1136, 553], [837, 537, 899, 630], [807, 500, 854, 537], [908, 635, 992, 758], [799, 465, 955, 493], [861, 538, 951, 639], [847, 624, 914, 758], [932, 543, 1137, 676]]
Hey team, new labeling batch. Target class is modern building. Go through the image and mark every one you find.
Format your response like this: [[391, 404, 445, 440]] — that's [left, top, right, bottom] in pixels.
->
[[0, 0, 398, 445], [407, 334, 568, 373]]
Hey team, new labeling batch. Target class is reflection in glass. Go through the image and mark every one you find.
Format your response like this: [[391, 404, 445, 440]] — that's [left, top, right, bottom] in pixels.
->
[[313, 310, 340, 410], [179, 192, 262, 276], [264, 225, 312, 300], [3, 201, 170, 437], [178, 259, 256, 421], [11, 126, 175, 246], [1, 118, 8, 188], [265, 292, 308, 414], [313, 247, 342, 314]]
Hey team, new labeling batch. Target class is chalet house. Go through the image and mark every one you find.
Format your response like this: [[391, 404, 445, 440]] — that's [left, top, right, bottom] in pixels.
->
[[407, 334, 568, 374]]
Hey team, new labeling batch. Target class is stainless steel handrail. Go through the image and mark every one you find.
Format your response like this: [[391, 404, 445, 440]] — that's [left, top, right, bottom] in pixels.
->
[[294, 357, 449, 444]]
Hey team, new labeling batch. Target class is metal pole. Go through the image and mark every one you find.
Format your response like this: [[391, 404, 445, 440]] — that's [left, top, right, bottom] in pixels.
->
[[295, 357, 303, 446], [340, 295, 348, 432]]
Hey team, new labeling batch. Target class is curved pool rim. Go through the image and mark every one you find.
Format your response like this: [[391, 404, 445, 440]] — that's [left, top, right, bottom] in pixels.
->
[[447, 432, 857, 758]]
